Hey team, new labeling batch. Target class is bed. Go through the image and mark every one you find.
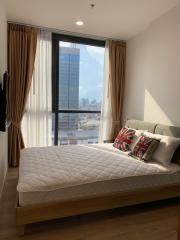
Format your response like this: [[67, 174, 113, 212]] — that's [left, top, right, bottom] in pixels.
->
[[16, 120, 180, 235]]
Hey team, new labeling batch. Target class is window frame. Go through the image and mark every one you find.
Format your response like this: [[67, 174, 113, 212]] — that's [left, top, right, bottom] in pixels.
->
[[52, 33, 105, 145]]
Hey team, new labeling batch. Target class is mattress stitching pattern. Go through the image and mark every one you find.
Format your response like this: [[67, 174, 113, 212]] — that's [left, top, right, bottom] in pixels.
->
[[17, 144, 180, 193]]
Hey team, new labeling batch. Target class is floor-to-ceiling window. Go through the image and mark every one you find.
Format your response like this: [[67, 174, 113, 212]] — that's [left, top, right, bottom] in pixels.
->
[[52, 34, 105, 145]]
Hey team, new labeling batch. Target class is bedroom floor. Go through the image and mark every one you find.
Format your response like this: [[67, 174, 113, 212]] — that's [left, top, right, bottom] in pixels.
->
[[0, 168, 179, 240]]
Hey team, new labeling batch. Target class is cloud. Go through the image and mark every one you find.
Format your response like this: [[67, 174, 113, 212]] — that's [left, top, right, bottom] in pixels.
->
[[59, 41, 72, 48], [86, 45, 104, 57], [86, 45, 104, 55], [86, 45, 105, 65]]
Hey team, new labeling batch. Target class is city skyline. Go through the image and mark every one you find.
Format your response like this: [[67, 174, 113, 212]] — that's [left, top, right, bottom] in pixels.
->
[[59, 46, 80, 130], [55, 42, 104, 145], [59, 46, 80, 109], [60, 41, 105, 103]]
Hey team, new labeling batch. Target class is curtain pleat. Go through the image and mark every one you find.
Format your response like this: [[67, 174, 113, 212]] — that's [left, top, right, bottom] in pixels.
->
[[7, 23, 37, 167], [22, 30, 52, 147], [99, 41, 112, 142], [108, 40, 126, 140]]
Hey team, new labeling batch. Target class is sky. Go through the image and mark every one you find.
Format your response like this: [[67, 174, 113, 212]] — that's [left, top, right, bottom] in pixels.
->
[[60, 41, 105, 102]]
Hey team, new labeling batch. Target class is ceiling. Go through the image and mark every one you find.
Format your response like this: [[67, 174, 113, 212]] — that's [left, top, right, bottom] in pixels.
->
[[5, 0, 180, 40]]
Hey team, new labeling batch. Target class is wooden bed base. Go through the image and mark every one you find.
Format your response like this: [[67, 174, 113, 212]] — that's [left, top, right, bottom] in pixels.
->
[[16, 184, 180, 236]]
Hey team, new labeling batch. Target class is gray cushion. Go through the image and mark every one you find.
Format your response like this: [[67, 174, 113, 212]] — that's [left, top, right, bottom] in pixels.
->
[[155, 124, 180, 138], [126, 119, 157, 133]]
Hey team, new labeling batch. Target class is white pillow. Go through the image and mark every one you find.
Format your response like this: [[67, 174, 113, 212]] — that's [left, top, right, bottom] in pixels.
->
[[143, 132, 180, 165]]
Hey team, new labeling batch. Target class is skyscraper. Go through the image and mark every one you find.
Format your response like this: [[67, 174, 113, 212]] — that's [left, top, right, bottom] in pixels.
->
[[59, 46, 80, 129]]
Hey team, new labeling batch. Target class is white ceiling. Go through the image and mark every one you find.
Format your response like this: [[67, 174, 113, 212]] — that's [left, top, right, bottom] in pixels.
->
[[5, 0, 180, 40]]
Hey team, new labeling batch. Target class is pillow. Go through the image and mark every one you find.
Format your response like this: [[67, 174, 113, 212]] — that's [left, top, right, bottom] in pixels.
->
[[125, 127, 148, 151], [143, 132, 180, 165], [129, 135, 160, 162], [113, 127, 135, 152], [129, 129, 145, 151]]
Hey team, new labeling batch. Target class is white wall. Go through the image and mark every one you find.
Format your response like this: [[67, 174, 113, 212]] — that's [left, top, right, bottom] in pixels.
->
[[123, 5, 180, 126], [0, 0, 7, 198]]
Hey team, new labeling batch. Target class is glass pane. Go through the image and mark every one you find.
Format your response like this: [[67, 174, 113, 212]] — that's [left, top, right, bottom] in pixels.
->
[[58, 113, 101, 145], [59, 41, 105, 111]]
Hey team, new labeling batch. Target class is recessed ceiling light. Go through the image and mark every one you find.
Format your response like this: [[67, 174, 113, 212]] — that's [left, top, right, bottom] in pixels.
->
[[76, 20, 84, 26]]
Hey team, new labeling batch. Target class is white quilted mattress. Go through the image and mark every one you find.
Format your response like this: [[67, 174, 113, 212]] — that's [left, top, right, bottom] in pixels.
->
[[17, 144, 180, 206]]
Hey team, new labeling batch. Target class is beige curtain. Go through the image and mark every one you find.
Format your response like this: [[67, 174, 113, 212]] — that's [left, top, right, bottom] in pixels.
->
[[108, 40, 126, 140], [7, 23, 37, 167]]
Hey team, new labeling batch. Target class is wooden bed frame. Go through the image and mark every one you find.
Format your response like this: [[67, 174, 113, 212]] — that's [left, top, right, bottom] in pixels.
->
[[16, 183, 180, 236]]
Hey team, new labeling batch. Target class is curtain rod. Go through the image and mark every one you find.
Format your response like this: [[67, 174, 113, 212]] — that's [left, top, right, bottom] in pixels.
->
[[7, 21, 108, 41], [7, 21, 126, 42]]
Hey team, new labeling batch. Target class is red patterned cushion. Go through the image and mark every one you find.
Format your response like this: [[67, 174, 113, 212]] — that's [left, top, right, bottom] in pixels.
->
[[129, 135, 160, 161], [113, 127, 135, 152]]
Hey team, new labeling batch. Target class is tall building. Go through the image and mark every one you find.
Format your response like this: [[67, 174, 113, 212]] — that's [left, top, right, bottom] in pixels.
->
[[59, 46, 80, 130]]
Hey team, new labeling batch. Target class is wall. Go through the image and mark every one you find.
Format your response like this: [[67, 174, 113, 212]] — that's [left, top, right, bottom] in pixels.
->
[[0, 0, 7, 198], [123, 5, 180, 126]]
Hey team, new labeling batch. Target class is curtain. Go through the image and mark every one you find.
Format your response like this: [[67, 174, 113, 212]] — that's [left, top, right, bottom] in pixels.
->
[[7, 24, 37, 167], [22, 30, 52, 148], [99, 41, 112, 142], [108, 40, 126, 140]]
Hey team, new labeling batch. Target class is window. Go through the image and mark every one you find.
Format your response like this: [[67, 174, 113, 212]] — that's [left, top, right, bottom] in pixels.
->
[[52, 33, 105, 145]]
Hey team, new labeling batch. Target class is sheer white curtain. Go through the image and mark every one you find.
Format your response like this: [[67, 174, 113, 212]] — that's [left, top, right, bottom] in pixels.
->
[[99, 41, 112, 142], [22, 30, 52, 147]]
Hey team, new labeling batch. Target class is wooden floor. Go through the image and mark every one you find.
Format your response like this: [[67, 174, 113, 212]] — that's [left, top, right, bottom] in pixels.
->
[[0, 168, 179, 240]]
